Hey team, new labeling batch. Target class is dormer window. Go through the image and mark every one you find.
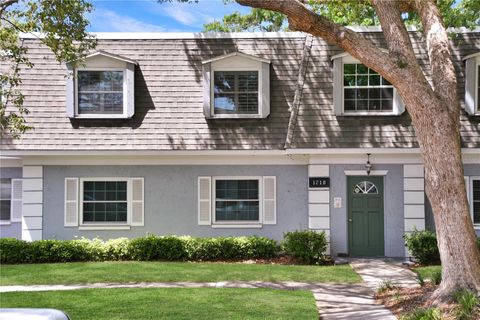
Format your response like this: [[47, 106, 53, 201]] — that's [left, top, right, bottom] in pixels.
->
[[66, 51, 137, 119], [464, 52, 480, 115], [202, 52, 270, 119], [332, 53, 405, 116]]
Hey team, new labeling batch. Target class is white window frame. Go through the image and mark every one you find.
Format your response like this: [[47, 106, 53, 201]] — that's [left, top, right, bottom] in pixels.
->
[[476, 60, 480, 113], [79, 177, 132, 227], [74, 67, 128, 119], [210, 65, 263, 119], [468, 176, 480, 228], [212, 176, 263, 227], [334, 54, 404, 116], [0, 178, 11, 225]]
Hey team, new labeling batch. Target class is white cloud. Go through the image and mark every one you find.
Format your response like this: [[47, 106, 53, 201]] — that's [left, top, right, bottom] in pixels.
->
[[163, 5, 200, 26], [88, 8, 166, 32]]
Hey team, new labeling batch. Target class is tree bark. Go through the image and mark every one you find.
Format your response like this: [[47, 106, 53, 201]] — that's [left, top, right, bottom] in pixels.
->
[[236, 0, 480, 301]]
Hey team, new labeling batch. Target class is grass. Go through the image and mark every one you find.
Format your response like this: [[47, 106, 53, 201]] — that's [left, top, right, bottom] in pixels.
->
[[414, 266, 441, 282], [0, 287, 319, 320], [0, 261, 361, 285]]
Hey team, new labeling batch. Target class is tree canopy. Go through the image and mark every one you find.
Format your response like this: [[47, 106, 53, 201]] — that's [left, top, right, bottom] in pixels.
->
[[0, 0, 95, 138], [203, 0, 479, 32]]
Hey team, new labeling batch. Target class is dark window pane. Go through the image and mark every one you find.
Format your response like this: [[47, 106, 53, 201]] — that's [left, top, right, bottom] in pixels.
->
[[474, 202, 480, 224], [357, 100, 368, 111], [344, 100, 356, 111], [382, 78, 392, 86], [381, 88, 394, 99], [0, 200, 11, 220], [473, 180, 480, 201], [344, 75, 356, 86], [0, 178, 11, 199], [369, 88, 381, 99], [369, 75, 380, 86], [356, 75, 368, 86], [215, 179, 259, 222], [215, 201, 260, 221], [343, 64, 356, 74], [357, 89, 369, 100], [357, 64, 368, 74], [369, 100, 381, 111], [381, 99, 393, 111], [82, 180, 128, 223], [344, 88, 357, 100]]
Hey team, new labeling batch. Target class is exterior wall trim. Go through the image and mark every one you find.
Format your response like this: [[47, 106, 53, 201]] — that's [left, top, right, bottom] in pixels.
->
[[344, 170, 388, 176], [22, 165, 43, 241]]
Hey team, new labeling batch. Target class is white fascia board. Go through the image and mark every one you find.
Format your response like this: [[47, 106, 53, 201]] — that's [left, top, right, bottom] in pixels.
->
[[85, 51, 138, 65], [463, 52, 480, 61], [203, 52, 270, 64]]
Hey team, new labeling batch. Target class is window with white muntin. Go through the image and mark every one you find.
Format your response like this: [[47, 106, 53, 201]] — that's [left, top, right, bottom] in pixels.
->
[[202, 52, 270, 119], [198, 176, 276, 228], [465, 176, 480, 227], [332, 53, 405, 116], [463, 52, 480, 115], [0, 178, 22, 225], [64, 177, 144, 229], [67, 51, 136, 119]]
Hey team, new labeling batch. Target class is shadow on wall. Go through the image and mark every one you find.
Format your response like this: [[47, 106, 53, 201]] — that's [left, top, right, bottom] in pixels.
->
[[161, 35, 304, 150], [69, 66, 155, 129], [291, 31, 480, 149]]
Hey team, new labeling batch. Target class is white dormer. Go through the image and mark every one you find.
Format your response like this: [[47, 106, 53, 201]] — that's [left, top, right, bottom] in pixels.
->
[[463, 52, 480, 116], [202, 52, 271, 119], [66, 51, 137, 119]]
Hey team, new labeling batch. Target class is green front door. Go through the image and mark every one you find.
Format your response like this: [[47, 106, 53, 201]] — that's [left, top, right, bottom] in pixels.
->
[[348, 176, 384, 257]]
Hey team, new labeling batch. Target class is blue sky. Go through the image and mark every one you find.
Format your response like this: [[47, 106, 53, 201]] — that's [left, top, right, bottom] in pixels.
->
[[87, 0, 251, 32]]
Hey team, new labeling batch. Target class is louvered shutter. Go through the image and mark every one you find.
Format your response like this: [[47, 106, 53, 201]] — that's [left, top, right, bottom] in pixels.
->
[[131, 178, 144, 226], [263, 176, 276, 225], [64, 178, 79, 227], [10, 179, 22, 222], [465, 176, 470, 204], [198, 177, 211, 225]]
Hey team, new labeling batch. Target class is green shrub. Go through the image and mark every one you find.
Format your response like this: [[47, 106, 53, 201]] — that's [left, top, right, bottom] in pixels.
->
[[129, 235, 187, 261], [404, 230, 440, 265], [282, 230, 327, 265], [454, 289, 479, 320], [0, 238, 32, 264], [431, 270, 442, 285], [402, 307, 442, 320], [0, 235, 279, 264]]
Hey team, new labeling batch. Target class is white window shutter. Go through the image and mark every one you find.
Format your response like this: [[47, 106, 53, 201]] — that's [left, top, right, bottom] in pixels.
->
[[10, 179, 22, 222], [198, 177, 211, 225], [464, 58, 476, 115], [64, 178, 79, 227], [263, 176, 276, 225], [332, 58, 343, 116], [131, 178, 144, 226], [465, 176, 470, 204]]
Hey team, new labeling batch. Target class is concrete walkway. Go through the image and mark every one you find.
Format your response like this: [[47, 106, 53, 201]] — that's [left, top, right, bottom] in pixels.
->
[[0, 259, 419, 320]]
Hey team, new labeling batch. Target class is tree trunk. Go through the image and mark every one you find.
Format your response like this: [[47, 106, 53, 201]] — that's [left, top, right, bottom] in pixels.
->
[[234, 0, 480, 302], [403, 89, 480, 301]]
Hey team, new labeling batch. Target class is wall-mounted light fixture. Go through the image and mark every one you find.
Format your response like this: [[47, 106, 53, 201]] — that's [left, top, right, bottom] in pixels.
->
[[365, 153, 373, 175]]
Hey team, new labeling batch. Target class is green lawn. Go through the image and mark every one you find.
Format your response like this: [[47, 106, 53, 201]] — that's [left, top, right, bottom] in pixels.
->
[[414, 265, 441, 280], [0, 261, 361, 285], [0, 287, 318, 320]]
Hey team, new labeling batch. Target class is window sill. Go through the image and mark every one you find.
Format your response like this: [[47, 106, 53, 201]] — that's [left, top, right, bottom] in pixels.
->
[[71, 115, 131, 120], [207, 114, 265, 120], [79, 225, 131, 231], [0, 221, 11, 226], [338, 112, 399, 117], [211, 224, 263, 229]]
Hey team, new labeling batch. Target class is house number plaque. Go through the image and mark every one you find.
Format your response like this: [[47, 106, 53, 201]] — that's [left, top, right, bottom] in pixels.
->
[[309, 177, 330, 188]]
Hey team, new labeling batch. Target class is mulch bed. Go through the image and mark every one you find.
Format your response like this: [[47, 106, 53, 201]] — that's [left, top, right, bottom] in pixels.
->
[[375, 283, 468, 319]]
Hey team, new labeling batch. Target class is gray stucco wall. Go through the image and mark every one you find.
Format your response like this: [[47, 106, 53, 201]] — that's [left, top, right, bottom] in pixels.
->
[[43, 165, 308, 241], [0, 167, 22, 239], [329, 164, 405, 258], [425, 164, 480, 237]]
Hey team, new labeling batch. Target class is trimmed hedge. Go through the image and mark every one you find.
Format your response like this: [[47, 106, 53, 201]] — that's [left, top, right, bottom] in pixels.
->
[[0, 235, 279, 264], [404, 230, 480, 265], [282, 230, 328, 265]]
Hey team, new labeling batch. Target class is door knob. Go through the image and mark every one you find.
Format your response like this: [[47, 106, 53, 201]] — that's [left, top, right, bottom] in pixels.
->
[[348, 218, 353, 222]]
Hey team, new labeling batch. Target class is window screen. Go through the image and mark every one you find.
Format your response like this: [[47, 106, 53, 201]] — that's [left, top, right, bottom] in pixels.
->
[[215, 179, 259, 222], [78, 71, 123, 115], [343, 63, 394, 112], [213, 71, 258, 115], [83, 181, 127, 223]]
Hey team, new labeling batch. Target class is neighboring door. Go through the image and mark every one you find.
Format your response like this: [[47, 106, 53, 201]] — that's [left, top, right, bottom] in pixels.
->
[[348, 176, 384, 257]]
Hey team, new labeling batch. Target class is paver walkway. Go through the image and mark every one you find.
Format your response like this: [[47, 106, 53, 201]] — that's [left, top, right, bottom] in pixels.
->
[[0, 259, 419, 320]]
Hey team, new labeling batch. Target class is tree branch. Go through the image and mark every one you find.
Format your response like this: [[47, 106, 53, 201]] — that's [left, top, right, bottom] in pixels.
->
[[414, 0, 459, 121], [235, 0, 408, 86], [0, 0, 18, 14]]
